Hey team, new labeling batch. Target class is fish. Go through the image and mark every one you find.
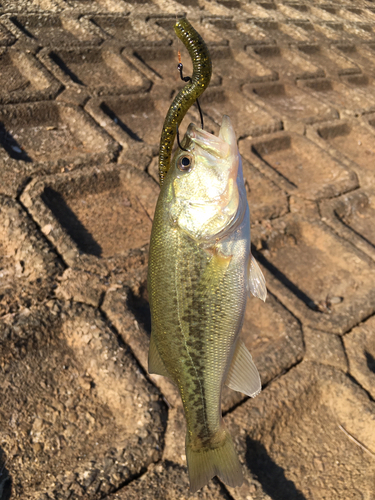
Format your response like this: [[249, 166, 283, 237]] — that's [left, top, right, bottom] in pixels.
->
[[147, 115, 267, 492]]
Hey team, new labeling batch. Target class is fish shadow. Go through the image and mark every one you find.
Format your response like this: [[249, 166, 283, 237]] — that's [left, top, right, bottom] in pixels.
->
[[245, 436, 307, 500], [0, 448, 12, 500], [41, 187, 103, 257]]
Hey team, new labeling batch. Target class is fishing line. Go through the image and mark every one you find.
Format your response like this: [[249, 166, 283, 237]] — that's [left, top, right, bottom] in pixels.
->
[[158, 18, 212, 185]]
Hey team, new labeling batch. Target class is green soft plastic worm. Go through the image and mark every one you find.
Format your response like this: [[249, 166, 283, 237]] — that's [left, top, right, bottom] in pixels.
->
[[158, 18, 212, 185]]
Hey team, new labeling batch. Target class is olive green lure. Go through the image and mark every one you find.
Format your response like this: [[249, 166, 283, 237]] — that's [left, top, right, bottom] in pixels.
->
[[158, 18, 212, 185]]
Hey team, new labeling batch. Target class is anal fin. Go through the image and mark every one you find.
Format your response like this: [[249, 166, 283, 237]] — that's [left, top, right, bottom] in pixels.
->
[[148, 334, 171, 379], [225, 339, 261, 398]]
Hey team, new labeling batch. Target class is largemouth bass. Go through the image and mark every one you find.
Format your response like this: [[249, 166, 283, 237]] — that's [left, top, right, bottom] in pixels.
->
[[148, 115, 267, 492]]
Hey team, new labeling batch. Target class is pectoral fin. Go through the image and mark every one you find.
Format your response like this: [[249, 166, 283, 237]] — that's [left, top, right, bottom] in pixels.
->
[[247, 254, 267, 302], [225, 339, 261, 398], [201, 249, 232, 289], [148, 334, 171, 379]]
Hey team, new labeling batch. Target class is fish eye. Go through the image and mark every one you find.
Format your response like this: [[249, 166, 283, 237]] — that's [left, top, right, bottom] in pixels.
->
[[177, 154, 193, 172]]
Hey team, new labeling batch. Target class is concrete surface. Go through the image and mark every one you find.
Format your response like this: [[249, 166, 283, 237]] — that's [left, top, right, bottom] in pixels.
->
[[0, 1, 375, 499]]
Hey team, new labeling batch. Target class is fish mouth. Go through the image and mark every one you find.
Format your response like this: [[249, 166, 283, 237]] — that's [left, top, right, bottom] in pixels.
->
[[186, 123, 231, 160], [180, 116, 240, 202]]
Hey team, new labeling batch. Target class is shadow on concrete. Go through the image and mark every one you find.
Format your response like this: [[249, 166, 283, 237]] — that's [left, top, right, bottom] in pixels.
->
[[42, 187, 103, 257], [127, 281, 152, 336], [254, 250, 317, 311], [0, 123, 32, 162], [49, 52, 85, 86], [365, 350, 375, 374], [245, 436, 307, 500], [0, 448, 12, 500], [100, 103, 143, 142]]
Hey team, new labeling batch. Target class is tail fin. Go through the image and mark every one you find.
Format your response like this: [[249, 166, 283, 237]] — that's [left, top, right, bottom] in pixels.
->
[[186, 428, 243, 492]]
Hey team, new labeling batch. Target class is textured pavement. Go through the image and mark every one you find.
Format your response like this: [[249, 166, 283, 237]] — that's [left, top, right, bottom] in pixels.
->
[[0, 1, 375, 499]]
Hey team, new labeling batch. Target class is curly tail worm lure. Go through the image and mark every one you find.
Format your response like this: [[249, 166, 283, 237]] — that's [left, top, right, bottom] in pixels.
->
[[158, 18, 212, 186]]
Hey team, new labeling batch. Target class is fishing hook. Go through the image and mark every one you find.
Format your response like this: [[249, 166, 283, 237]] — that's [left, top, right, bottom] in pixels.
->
[[176, 123, 188, 152], [176, 61, 205, 152], [178, 63, 204, 130]]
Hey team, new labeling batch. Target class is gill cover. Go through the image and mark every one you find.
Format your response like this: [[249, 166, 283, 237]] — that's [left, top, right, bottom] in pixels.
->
[[171, 116, 241, 241]]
